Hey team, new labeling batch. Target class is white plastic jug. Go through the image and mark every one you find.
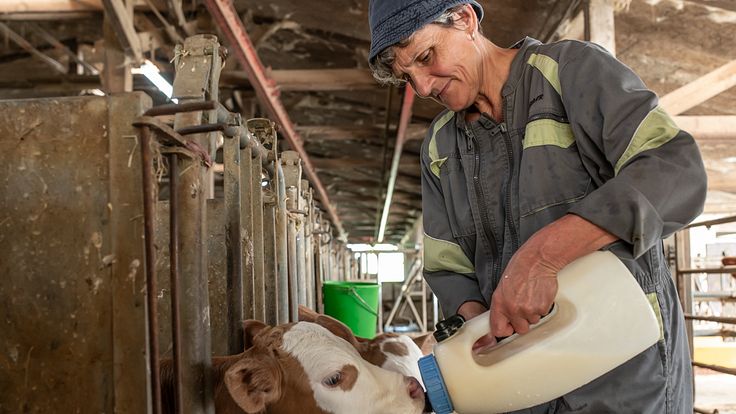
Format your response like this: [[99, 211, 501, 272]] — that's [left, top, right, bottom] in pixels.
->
[[418, 251, 660, 414]]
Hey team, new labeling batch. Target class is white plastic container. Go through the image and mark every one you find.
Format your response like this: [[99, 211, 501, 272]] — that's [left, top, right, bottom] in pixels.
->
[[418, 251, 660, 414]]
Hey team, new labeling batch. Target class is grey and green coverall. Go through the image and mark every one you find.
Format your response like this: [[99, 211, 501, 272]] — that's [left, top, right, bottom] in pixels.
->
[[420, 37, 707, 413]]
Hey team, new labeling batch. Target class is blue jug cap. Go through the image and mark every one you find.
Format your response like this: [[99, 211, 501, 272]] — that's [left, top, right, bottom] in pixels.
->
[[418, 354, 453, 414]]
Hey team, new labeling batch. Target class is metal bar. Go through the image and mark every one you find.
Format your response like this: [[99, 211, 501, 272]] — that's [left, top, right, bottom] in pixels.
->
[[170, 35, 219, 414], [139, 126, 163, 414], [692, 361, 736, 376], [26, 23, 99, 74], [224, 132, 244, 354], [303, 183, 315, 309], [377, 85, 415, 242], [178, 123, 227, 136], [694, 407, 720, 414], [314, 214, 325, 314], [421, 267, 427, 333], [168, 153, 183, 413], [685, 214, 736, 229], [678, 267, 736, 275], [0, 22, 67, 73], [144, 100, 218, 117], [202, 0, 346, 241], [241, 146, 255, 320], [674, 231, 695, 397], [684, 314, 736, 324], [262, 172, 279, 326], [252, 149, 266, 321], [286, 185, 299, 321], [295, 185, 307, 307], [275, 164, 290, 324]]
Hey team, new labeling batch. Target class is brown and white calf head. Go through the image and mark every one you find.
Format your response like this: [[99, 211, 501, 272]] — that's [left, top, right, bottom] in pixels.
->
[[297, 305, 434, 387], [224, 320, 425, 414]]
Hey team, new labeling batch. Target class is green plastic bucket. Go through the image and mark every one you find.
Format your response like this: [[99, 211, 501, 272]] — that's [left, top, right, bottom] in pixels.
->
[[322, 280, 379, 339]]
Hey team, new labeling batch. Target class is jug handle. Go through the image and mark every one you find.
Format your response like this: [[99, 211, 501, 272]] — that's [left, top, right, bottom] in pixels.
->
[[467, 304, 558, 353]]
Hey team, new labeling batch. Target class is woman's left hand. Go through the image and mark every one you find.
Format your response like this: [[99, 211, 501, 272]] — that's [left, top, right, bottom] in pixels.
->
[[489, 238, 561, 338], [472, 214, 618, 354]]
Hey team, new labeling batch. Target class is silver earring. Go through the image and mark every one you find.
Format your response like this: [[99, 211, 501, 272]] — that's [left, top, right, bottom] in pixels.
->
[[471, 33, 476, 40]]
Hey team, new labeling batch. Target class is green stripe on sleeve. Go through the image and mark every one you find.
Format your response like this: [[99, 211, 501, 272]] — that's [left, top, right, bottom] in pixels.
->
[[428, 111, 455, 178], [523, 118, 575, 149], [615, 106, 680, 175], [527, 53, 561, 96], [423, 233, 475, 274]]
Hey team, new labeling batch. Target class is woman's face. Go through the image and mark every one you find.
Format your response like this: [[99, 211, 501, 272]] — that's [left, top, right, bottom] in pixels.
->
[[391, 22, 480, 112]]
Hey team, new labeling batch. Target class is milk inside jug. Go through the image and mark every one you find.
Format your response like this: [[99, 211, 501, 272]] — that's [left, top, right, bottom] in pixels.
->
[[418, 251, 660, 414]]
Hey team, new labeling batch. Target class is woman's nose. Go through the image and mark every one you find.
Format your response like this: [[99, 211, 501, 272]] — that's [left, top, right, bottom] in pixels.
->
[[411, 73, 433, 98]]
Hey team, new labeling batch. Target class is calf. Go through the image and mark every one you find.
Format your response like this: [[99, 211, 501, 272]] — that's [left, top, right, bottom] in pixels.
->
[[297, 305, 434, 386], [161, 320, 425, 414]]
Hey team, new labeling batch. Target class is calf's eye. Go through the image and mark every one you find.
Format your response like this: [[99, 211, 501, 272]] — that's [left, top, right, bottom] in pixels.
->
[[322, 371, 342, 387]]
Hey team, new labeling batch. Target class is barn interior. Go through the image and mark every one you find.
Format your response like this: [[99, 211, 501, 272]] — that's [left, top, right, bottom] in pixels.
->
[[1, 0, 735, 412]]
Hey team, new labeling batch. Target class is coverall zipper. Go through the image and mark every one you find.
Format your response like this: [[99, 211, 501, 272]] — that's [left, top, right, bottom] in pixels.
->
[[498, 122, 520, 253], [465, 125, 501, 283]]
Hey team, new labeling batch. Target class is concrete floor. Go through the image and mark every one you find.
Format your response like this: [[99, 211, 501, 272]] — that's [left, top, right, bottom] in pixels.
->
[[695, 372, 736, 413]]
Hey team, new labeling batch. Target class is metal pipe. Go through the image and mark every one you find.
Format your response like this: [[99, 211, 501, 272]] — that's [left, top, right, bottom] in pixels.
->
[[377, 85, 415, 243], [169, 35, 220, 413], [224, 132, 244, 354], [678, 267, 736, 275], [686, 214, 736, 229], [144, 100, 218, 117], [262, 171, 279, 326], [178, 123, 227, 136], [286, 185, 299, 321], [251, 150, 266, 321], [140, 126, 163, 414], [295, 185, 307, 307], [275, 164, 290, 324], [168, 153, 183, 413], [203, 0, 347, 241], [692, 361, 736, 376], [694, 407, 720, 414], [684, 314, 736, 324], [240, 146, 255, 320]]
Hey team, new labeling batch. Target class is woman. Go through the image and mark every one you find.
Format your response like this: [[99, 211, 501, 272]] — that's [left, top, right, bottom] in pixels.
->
[[368, 1, 706, 412]]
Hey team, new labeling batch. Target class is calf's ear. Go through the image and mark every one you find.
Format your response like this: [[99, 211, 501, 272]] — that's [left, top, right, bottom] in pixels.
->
[[243, 320, 268, 349], [224, 356, 282, 413], [297, 305, 320, 322], [412, 333, 436, 355]]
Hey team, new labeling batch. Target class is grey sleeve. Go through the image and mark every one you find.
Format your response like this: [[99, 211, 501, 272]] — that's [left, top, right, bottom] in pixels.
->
[[560, 43, 707, 258], [420, 135, 486, 315]]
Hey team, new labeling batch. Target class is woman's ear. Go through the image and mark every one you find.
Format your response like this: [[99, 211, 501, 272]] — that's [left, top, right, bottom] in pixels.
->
[[454, 3, 478, 40]]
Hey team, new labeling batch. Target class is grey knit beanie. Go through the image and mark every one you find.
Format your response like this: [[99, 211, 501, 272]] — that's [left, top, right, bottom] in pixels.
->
[[368, 0, 484, 62]]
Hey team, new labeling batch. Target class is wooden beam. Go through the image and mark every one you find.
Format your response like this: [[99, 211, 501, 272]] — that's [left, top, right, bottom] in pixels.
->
[[585, 0, 616, 56], [102, 1, 132, 93], [0, 1, 103, 13], [675, 116, 736, 140], [296, 123, 427, 141], [220, 68, 377, 91], [101, 0, 143, 65], [661, 60, 736, 116], [0, 22, 67, 73], [27, 23, 99, 74], [557, 10, 584, 40]]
